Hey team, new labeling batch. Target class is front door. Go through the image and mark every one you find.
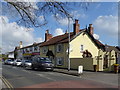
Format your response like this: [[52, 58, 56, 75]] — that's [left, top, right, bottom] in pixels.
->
[[103, 55, 108, 69]]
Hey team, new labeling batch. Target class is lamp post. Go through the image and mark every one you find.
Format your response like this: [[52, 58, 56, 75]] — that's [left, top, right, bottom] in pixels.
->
[[67, 17, 70, 71]]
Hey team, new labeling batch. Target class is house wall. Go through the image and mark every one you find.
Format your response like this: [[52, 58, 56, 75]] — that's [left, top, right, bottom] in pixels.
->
[[40, 44, 69, 68], [108, 50, 116, 71], [70, 32, 99, 58], [70, 58, 94, 71]]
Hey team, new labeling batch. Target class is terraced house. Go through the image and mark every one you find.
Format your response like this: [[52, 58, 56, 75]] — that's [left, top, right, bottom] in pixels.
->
[[14, 19, 120, 72]]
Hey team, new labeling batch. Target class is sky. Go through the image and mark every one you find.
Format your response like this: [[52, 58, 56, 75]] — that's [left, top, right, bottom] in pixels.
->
[[0, 1, 119, 53]]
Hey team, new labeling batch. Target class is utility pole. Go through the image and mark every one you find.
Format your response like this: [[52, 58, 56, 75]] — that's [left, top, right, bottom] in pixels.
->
[[67, 17, 70, 71]]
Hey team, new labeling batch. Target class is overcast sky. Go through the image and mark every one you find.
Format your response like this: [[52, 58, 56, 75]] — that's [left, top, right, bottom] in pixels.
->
[[0, 1, 119, 53]]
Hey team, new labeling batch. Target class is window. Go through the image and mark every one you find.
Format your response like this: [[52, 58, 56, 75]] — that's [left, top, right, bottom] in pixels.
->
[[34, 46, 37, 51], [57, 57, 64, 65], [80, 45, 84, 52], [57, 44, 63, 52], [42, 47, 48, 54], [30, 47, 33, 52]]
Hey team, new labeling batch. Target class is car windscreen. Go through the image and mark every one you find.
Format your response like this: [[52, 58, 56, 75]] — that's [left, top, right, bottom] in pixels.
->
[[38, 57, 52, 63], [25, 60, 31, 62], [7, 60, 12, 61], [17, 60, 21, 62]]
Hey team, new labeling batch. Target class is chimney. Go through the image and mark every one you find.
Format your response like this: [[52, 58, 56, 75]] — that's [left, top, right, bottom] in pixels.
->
[[88, 24, 94, 35], [65, 30, 68, 34], [19, 41, 23, 48], [45, 30, 52, 42], [73, 19, 80, 35]]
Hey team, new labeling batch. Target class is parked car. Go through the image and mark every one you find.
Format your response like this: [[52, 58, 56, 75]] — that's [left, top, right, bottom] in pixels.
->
[[12, 59, 22, 66], [31, 57, 54, 71], [21, 60, 30, 67], [24, 60, 32, 68], [4, 59, 14, 65]]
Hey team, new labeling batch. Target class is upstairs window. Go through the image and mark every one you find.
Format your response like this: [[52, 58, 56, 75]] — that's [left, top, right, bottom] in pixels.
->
[[30, 47, 33, 52], [57, 44, 63, 52], [42, 47, 48, 54], [80, 45, 84, 52], [34, 46, 37, 51]]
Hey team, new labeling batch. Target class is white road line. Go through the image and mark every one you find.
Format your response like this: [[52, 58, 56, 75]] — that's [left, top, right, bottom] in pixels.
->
[[37, 74, 56, 81], [22, 70, 31, 73]]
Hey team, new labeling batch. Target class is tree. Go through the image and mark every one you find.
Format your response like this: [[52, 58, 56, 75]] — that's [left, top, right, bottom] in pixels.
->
[[2, 0, 89, 28]]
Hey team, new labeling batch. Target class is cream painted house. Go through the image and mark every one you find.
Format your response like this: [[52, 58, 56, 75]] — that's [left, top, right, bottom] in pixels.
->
[[38, 19, 119, 72]]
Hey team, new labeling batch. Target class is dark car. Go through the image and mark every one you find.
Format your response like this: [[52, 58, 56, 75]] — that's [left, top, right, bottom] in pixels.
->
[[31, 57, 54, 71]]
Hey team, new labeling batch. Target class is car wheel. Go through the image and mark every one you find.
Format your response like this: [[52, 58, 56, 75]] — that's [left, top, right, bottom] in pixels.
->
[[31, 65, 35, 70]]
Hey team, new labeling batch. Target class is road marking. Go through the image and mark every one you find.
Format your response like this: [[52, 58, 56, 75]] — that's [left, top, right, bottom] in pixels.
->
[[1, 76, 13, 88], [22, 70, 31, 73], [12, 67, 17, 69], [37, 74, 56, 81]]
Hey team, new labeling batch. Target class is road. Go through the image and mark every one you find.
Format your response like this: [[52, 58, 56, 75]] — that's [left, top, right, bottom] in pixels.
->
[[2, 64, 118, 88]]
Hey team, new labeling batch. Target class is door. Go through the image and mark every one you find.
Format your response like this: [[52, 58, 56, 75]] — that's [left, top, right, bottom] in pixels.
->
[[103, 55, 108, 69]]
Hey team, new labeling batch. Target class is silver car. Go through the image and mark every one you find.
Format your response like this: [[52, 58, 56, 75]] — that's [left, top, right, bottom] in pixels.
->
[[21, 60, 29, 67], [4, 59, 14, 65], [24, 60, 32, 68], [12, 59, 22, 66]]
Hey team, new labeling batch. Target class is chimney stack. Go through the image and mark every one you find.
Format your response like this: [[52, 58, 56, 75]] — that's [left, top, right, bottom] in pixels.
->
[[45, 30, 52, 42], [19, 41, 23, 48], [88, 24, 94, 35], [73, 19, 80, 35]]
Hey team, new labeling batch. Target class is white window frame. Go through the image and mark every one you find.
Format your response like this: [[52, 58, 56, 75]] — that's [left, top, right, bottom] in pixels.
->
[[34, 46, 38, 52], [80, 45, 84, 52], [57, 44, 62, 52], [57, 57, 64, 65], [42, 47, 48, 54]]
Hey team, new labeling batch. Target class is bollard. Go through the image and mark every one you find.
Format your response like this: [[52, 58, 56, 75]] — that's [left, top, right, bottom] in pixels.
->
[[78, 65, 83, 77]]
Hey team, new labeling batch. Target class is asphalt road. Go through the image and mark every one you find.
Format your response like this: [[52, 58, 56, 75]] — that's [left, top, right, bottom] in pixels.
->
[[2, 64, 119, 88]]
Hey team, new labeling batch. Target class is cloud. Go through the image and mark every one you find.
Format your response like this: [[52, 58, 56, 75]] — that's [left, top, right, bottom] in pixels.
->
[[70, 11, 87, 19], [54, 28, 64, 36], [93, 15, 118, 38], [58, 18, 73, 26], [58, 11, 87, 26], [0, 16, 43, 53]]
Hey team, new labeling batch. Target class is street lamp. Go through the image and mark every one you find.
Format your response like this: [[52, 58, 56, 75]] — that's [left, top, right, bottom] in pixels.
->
[[67, 17, 70, 71]]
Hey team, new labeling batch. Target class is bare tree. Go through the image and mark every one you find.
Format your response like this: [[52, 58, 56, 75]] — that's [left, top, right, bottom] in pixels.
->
[[2, 0, 89, 28]]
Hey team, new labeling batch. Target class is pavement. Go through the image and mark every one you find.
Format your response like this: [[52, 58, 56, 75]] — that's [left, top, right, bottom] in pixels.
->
[[53, 68, 119, 87]]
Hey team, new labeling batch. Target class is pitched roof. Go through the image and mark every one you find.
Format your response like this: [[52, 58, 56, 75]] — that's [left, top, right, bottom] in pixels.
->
[[105, 45, 120, 53], [15, 29, 105, 51], [40, 29, 105, 51], [40, 32, 75, 46]]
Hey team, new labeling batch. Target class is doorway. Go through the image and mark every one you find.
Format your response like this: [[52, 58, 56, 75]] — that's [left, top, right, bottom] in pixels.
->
[[103, 55, 108, 69]]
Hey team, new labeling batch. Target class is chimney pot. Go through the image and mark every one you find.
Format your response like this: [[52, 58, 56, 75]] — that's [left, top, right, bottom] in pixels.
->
[[46, 30, 49, 34], [75, 19, 79, 24], [89, 24, 93, 27], [19, 41, 23, 48]]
